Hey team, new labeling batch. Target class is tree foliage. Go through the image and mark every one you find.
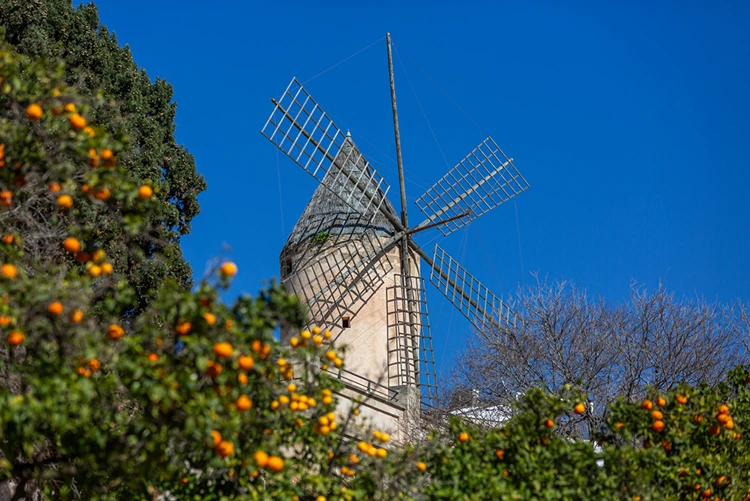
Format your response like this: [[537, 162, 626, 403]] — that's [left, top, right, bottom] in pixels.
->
[[445, 276, 747, 437], [0, 0, 206, 309]]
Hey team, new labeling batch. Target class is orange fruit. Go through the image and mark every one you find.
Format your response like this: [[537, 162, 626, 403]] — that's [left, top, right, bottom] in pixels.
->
[[0, 191, 12, 206], [724, 419, 734, 430], [213, 342, 233, 358], [266, 456, 284, 472], [48, 301, 64, 316], [253, 451, 269, 467], [708, 425, 720, 435], [1, 264, 18, 278], [237, 372, 248, 385], [75, 251, 91, 264], [676, 394, 688, 405], [215, 440, 234, 457], [641, 400, 653, 411], [458, 432, 470, 443], [417, 461, 427, 471], [88, 359, 101, 371], [6, 331, 24, 346], [88, 265, 102, 277], [175, 321, 191, 336], [138, 185, 153, 199], [93, 249, 105, 262], [63, 238, 81, 253], [100, 148, 113, 160], [69, 309, 84, 323], [656, 397, 667, 407], [0, 316, 11, 326], [88, 149, 99, 167], [718, 405, 729, 415], [544, 419, 554, 428], [64, 103, 76, 113], [210, 430, 222, 447], [2, 235, 13, 245], [49, 182, 62, 192], [94, 188, 110, 201], [651, 410, 663, 420], [206, 361, 222, 378], [652, 420, 665, 432], [716, 413, 730, 424], [69, 113, 87, 130], [107, 324, 124, 340], [693, 415, 704, 424], [495, 449, 504, 460], [83, 126, 95, 138], [101, 263, 113, 274], [574, 403, 585, 415], [57, 195, 73, 209], [236, 395, 252, 411], [26, 103, 43, 120], [614, 422, 624, 429], [147, 353, 159, 362], [202, 312, 216, 325], [377, 448, 387, 458], [219, 262, 238, 277]]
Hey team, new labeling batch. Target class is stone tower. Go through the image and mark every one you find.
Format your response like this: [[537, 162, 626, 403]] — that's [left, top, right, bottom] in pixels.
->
[[280, 137, 422, 440]]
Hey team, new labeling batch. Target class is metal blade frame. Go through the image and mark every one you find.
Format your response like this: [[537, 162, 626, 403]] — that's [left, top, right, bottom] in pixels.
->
[[415, 137, 529, 236], [261, 78, 391, 219], [282, 231, 394, 326], [430, 244, 516, 330], [386, 274, 438, 409]]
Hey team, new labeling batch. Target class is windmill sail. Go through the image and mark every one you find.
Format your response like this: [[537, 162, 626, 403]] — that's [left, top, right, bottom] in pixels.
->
[[261, 78, 390, 220], [430, 244, 516, 330], [414, 137, 529, 236], [280, 138, 399, 327], [386, 274, 438, 408]]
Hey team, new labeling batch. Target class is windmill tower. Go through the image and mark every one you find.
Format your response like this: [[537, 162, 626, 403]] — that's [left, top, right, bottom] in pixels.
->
[[261, 34, 529, 438]]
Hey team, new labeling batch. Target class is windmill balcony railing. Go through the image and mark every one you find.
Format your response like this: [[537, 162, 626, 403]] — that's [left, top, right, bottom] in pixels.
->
[[324, 366, 400, 403]]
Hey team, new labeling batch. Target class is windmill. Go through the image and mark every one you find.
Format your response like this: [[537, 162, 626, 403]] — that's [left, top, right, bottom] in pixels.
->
[[260, 34, 529, 416]]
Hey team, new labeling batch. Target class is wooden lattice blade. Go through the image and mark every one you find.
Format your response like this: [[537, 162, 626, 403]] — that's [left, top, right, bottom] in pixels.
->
[[415, 137, 529, 236], [261, 77, 390, 221], [429, 244, 517, 330], [386, 274, 438, 409]]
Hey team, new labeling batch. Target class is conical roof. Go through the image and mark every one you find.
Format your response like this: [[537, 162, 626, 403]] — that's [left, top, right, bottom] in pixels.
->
[[281, 138, 398, 258]]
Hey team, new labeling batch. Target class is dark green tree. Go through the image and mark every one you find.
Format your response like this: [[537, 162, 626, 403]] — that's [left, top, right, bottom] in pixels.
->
[[0, 0, 206, 309]]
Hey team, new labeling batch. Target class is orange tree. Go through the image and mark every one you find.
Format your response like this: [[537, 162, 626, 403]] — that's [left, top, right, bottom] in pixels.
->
[[413, 370, 750, 500], [0, 0, 207, 310]]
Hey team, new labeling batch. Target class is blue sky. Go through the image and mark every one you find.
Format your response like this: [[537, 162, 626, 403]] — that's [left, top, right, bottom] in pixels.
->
[[91, 1, 750, 374]]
